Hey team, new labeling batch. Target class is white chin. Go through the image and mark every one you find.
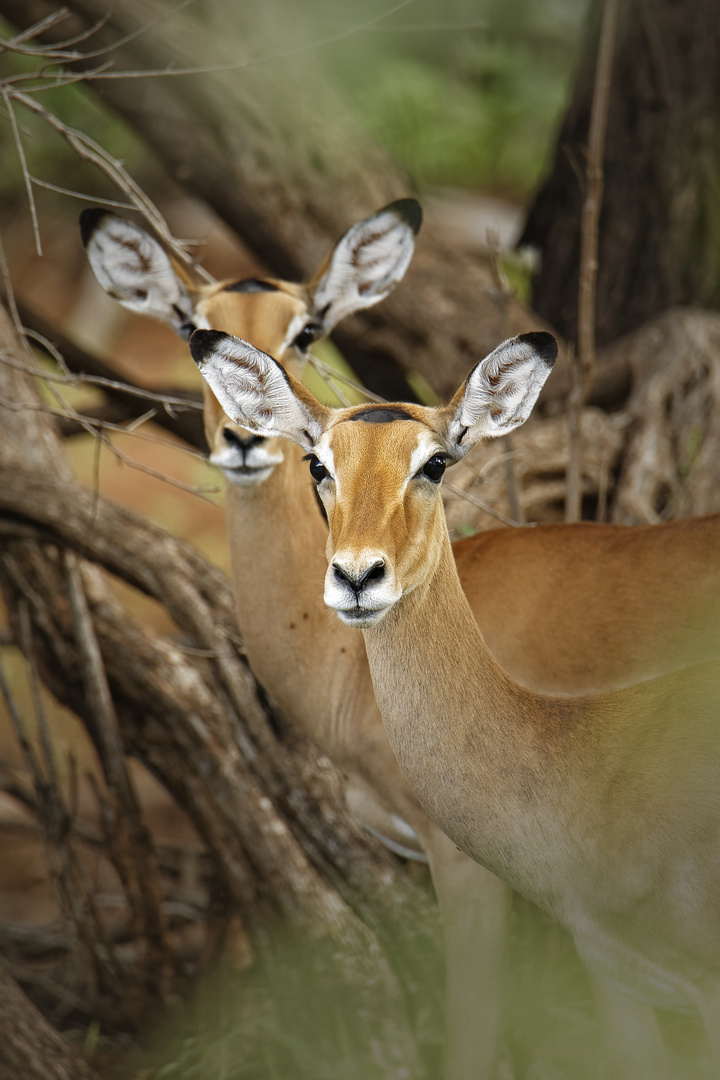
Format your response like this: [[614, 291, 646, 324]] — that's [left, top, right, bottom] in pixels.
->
[[335, 607, 390, 628], [222, 465, 276, 487]]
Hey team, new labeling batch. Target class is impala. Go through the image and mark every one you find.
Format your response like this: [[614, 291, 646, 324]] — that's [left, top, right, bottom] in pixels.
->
[[192, 325, 720, 1073], [82, 201, 513, 1080], [84, 202, 720, 1075]]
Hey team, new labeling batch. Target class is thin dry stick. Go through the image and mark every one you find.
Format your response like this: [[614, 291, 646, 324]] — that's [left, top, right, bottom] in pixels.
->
[[307, 354, 384, 405], [485, 228, 524, 522], [443, 480, 526, 529], [0, 613, 121, 989], [64, 551, 172, 998], [1, 88, 42, 256], [0, 392, 218, 499], [0, 348, 205, 412], [565, 0, 620, 523], [5, 87, 211, 282]]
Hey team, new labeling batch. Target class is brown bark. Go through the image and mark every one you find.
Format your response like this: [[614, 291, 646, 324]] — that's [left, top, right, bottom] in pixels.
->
[[0, 964, 99, 1080], [522, 0, 720, 347], [611, 307, 720, 524], [0, 0, 558, 402]]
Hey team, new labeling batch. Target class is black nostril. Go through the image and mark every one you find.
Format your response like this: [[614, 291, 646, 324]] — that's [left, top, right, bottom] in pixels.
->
[[361, 561, 385, 585], [332, 560, 385, 593], [333, 563, 355, 588], [223, 428, 264, 450]]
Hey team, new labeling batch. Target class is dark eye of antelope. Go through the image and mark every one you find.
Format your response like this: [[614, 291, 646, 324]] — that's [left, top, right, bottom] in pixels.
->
[[305, 453, 330, 483], [420, 455, 447, 483], [293, 323, 320, 352]]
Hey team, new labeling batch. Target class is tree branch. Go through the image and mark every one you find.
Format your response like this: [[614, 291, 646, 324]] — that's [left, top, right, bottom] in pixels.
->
[[565, 0, 620, 522]]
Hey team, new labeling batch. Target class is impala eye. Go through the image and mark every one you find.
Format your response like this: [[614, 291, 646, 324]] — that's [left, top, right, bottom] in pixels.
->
[[421, 455, 447, 483], [293, 323, 320, 352], [305, 453, 330, 483]]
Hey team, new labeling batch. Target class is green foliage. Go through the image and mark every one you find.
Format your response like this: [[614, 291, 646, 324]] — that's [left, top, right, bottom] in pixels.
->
[[316, 0, 589, 198], [133, 900, 711, 1080], [136, 924, 443, 1080], [345, 41, 570, 197], [0, 15, 146, 207]]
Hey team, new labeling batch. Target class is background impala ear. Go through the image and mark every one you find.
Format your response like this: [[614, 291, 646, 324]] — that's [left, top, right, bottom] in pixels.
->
[[444, 332, 557, 456], [189, 329, 328, 449], [309, 198, 422, 333], [80, 209, 196, 338]]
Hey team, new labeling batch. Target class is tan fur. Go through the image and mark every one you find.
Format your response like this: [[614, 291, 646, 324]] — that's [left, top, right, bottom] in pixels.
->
[[291, 393, 720, 1073], [87, 206, 720, 1075], [83, 208, 513, 1080], [197, 293, 509, 1080]]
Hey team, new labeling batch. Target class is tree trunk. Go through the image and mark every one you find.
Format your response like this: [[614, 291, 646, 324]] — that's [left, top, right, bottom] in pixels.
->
[[0, 965, 99, 1080], [521, 0, 720, 347], [0, 0, 557, 401]]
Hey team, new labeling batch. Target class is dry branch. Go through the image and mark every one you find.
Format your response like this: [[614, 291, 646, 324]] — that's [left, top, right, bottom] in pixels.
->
[[0, 963, 99, 1080], [565, 0, 619, 522], [19, 301, 206, 448], [0, 0, 561, 402], [0, 298, 440, 1072], [611, 307, 720, 523], [64, 550, 173, 1001]]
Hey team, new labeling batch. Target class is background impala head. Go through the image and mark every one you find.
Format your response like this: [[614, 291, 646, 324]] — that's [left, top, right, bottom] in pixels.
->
[[189, 329, 557, 624], [80, 199, 421, 483]]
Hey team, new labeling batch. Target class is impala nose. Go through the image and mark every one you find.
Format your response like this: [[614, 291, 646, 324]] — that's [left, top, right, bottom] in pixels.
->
[[223, 427, 264, 450], [332, 559, 386, 594]]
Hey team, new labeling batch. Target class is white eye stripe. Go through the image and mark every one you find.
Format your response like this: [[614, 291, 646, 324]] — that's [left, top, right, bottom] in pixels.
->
[[312, 440, 335, 482], [281, 310, 314, 353], [408, 433, 444, 481]]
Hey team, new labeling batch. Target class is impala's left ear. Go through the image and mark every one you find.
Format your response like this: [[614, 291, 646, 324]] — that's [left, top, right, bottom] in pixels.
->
[[189, 329, 330, 450], [80, 208, 196, 337], [309, 198, 421, 334], [442, 332, 557, 457]]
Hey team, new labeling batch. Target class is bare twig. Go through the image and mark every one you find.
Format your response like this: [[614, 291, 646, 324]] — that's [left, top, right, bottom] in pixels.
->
[[4, 87, 211, 282], [64, 549, 173, 1003], [443, 480, 527, 529], [1, 88, 42, 256], [0, 10, 74, 54], [0, 617, 122, 992], [0, 391, 217, 499], [565, 0, 620, 522], [307, 354, 384, 405], [17, 602, 58, 791]]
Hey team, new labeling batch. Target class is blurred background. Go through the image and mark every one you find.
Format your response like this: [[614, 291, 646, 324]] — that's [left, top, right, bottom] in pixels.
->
[[0, 1, 718, 1077]]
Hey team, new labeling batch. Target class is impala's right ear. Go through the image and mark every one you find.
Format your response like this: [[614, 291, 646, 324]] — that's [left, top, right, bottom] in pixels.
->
[[309, 198, 422, 334], [189, 329, 330, 450], [79, 208, 196, 339], [442, 331, 558, 457]]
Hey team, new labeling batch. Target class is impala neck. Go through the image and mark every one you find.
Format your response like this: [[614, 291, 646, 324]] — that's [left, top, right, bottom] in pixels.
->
[[361, 514, 585, 905], [224, 446, 371, 748]]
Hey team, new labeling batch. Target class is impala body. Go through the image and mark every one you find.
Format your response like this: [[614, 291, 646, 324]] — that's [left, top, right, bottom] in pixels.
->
[[192, 325, 720, 1074], [82, 202, 510, 1080]]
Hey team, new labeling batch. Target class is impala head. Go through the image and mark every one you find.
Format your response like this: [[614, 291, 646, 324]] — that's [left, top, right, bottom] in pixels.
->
[[80, 199, 421, 485], [189, 328, 557, 626]]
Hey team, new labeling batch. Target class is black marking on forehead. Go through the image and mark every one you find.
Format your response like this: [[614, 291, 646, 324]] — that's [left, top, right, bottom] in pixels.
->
[[224, 278, 279, 294], [348, 405, 417, 424]]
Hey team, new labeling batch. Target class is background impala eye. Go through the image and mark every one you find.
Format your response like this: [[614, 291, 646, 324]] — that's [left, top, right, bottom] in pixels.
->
[[422, 455, 447, 483], [306, 454, 330, 482], [293, 323, 320, 352]]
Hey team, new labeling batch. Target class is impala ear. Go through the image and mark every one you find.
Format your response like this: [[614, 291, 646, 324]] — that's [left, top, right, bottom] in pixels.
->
[[80, 208, 196, 338], [309, 198, 421, 333], [443, 332, 557, 457], [189, 329, 329, 449]]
